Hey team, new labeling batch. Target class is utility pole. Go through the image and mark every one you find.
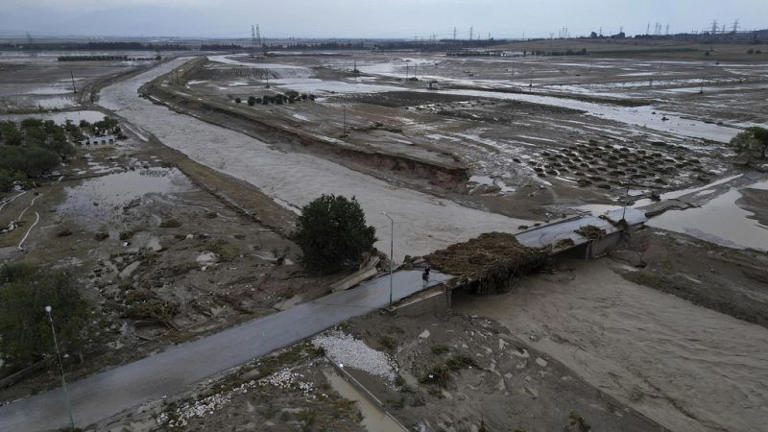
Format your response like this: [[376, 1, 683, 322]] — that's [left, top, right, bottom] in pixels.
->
[[469, 26, 473, 41], [70, 71, 77, 94], [343, 105, 347, 134], [453, 26, 457, 41], [46, 306, 75, 432], [381, 212, 394, 307], [251, 24, 256, 57], [646, 22, 650, 35]]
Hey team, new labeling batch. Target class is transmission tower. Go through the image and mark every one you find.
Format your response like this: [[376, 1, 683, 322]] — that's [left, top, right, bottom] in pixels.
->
[[453, 26, 457, 41], [732, 19, 739, 33], [711, 20, 718, 34], [469, 26, 473, 41], [256, 24, 261, 45]]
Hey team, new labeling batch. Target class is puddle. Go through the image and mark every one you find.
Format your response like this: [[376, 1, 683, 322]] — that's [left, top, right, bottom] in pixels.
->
[[323, 368, 407, 432], [272, 78, 402, 95], [648, 180, 768, 251], [58, 168, 192, 228], [0, 110, 107, 125]]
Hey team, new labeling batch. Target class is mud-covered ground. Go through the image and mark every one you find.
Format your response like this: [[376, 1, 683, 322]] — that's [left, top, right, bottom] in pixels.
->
[[93, 342, 365, 432], [0, 116, 341, 403], [341, 312, 665, 432], [169, 50, 765, 220], [612, 228, 768, 328], [0, 51, 166, 112], [454, 252, 768, 432]]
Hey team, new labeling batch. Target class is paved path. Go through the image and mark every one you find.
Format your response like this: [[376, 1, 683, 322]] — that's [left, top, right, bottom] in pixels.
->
[[0, 270, 450, 431]]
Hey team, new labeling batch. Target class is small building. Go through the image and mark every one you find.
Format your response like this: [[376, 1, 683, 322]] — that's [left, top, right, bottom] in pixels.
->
[[80, 134, 116, 146]]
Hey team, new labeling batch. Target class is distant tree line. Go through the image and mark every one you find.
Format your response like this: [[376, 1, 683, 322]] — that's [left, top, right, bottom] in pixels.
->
[[266, 41, 367, 50], [0, 118, 78, 192], [234, 91, 316, 106], [200, 44, 245, 51], [2, 42, 189, 51], [58, 55, 161, 62]]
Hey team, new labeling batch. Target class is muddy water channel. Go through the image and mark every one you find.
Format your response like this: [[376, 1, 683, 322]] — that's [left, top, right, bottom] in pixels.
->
[[455, 259, 768, 432], [323, 369, 407, 432], [648, 179, 768, 251], [100, 58, 535, 261], [435, 89, 741, 143]]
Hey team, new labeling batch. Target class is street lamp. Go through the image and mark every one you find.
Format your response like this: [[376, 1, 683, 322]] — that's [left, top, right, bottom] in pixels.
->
[[45, 305, 75, 432], [381, 212, 394, 306]]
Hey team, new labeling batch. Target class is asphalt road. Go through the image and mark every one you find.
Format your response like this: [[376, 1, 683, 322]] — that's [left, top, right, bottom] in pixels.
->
[[0, 270, 450, 431]]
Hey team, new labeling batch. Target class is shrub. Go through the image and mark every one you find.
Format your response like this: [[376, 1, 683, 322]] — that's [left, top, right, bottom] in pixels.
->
[[234, 97, 242, 103], [0, 264, 93, 367], [293, 194, 376, 274], [247, 96, 257, 106], [730, 126, 768, 161]]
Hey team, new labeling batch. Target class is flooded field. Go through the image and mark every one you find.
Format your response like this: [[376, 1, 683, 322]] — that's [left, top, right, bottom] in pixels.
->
[[101, 58, 536, 261], [57, 168, 192, 228], [455, 259, 768, 432], [163, 51, 760, 221], [649, 179, 768, 251]]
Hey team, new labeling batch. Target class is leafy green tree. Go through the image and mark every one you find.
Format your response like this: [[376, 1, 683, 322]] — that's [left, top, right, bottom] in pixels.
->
[[0, 121, 23, 146], [0, 264, 92, 367], [293, 194, 377, 274], [247, 96, 257, 106], [731, 126, 768, 161]]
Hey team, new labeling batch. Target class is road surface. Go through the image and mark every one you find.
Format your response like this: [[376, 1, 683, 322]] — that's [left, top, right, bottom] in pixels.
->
[[0, 270, 450, 431]]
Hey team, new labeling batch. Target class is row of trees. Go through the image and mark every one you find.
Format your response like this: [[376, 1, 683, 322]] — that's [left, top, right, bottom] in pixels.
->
[[0, 119, 77, 192], [234, 91, 316, 106]]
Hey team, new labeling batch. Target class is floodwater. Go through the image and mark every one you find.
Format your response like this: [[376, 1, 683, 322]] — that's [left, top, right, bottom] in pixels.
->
[[322, 368, 407, 432], [455, 259, 768, 432], [99, 58, 535, 261], [648, 180, 768, 251], [434, 88, 741, 143], [57, 168, 191, 228], [272, 77, 402, 95]]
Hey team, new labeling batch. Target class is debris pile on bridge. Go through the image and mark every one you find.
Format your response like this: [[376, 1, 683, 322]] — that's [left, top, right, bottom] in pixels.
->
[[575, 225, 606, 240], [426, 232, 546, 294]]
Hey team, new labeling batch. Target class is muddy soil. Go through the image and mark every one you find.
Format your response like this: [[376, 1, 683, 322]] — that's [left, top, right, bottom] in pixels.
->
[[0, 118, 338, 403], [737, 186, 768, 226], [339, 312, 665, 432], [93, 343, 364, 432], [454, 258, 768, 432], [177, 53, 743, 220], [611, 228, 768, 328]]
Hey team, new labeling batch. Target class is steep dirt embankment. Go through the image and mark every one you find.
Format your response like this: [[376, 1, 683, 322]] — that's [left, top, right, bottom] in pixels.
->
[[138, 58, 469, 191]]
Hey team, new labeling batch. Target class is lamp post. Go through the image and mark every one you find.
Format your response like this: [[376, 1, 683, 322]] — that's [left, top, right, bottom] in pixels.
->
[[381, 212, 394, 306], [45, 306, 75, 431]]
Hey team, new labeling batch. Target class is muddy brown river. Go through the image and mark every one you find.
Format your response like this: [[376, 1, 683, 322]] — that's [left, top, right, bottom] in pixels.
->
[[98, 58, 534, 261], [455, 259, 768, 432]]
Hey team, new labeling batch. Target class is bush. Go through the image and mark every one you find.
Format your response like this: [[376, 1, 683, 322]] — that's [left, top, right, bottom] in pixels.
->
[[247, 96, 257, 106], [0, 264, 93, 367], [234, 97, 242, 104], [0, 121, 23, 146], [730, 126, 768, 161], [293, 194, 376, 274]]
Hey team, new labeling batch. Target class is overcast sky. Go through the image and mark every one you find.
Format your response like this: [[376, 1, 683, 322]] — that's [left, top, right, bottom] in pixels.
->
[[1, 0, 766, 39]]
